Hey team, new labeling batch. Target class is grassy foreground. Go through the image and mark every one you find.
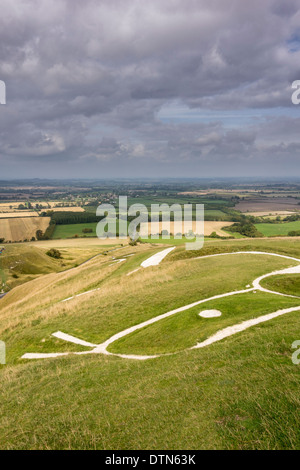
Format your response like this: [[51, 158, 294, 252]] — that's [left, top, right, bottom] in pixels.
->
[[1, 312, 300, 450], [0, 238, 299, 449]]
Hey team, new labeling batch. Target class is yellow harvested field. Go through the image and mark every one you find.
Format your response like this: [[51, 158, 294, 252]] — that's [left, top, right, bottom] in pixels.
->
[[178, 191, 209, 196], [41, 201, 83, 209], [0, 202, 84, 211], [48, 206, 84, 212], [204, 221, 233, 236], [0, 217, 50, 242], [141, 221, 233, 237], [0, 211, 38, 218]]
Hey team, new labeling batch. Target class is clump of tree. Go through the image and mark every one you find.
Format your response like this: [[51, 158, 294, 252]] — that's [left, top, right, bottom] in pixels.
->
[[288, 230, 300, 236], [226, 222, 263, 238], [284, 214, 300, 222], [210, 231, 222, 239], [51, 211, 100, 225], [36, 229, 44, 240], [129, 237, 142, 246], [46, 248, 62, 259], [36, 221, 56, 240], [43, 221, 56, 239]]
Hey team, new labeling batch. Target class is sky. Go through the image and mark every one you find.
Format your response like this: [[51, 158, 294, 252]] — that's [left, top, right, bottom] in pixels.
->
[[0, 0, 300, 179]]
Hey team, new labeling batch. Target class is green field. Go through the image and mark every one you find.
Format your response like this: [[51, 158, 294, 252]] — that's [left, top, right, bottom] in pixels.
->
[[1, 238, 300, 449], [204, 209, 228, 219], [53, 223, 97, 239], [255, 221, 300, 236]]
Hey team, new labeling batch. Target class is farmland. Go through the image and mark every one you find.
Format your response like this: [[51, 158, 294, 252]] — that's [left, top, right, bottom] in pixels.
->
[[255, 221, 300, 236], [235, 197, 300, 213], [140, 220, 233, 238], [0, 212, 38, 218], [52, 222, 97, 239], [0, 217, 50, 242], [49, 206, 84, 212], [51, 219, 235, 241]]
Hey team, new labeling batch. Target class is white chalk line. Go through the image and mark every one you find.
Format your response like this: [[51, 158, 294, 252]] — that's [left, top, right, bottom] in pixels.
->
[[192, 306, 300, 350], [127, 268, 141, 276], [109, 258, 126, 267], [21, 250, 300, 361], [141, 247, 176, 268], [60, 288, 101, 303], [52, 331, 98, 348]]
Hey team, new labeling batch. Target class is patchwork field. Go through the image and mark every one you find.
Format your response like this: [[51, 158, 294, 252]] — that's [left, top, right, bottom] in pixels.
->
[[1, 238, 300, 449], [0, 217, 50, 242]]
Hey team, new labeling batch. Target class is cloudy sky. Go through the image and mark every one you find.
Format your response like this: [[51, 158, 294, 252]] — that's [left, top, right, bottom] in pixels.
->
[[0, 0, 300, 179]]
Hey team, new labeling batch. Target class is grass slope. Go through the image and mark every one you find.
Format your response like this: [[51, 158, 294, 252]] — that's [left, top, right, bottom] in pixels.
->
[[109, 292, 300, 355], [255, 221, 300, 236], [1, 250, 296, 363], [0, 239, 300, 449], [261, 274, 300, 297]]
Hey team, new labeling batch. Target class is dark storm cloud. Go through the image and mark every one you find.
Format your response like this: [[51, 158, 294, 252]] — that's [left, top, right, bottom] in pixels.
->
[[0, 0, 300, 177]]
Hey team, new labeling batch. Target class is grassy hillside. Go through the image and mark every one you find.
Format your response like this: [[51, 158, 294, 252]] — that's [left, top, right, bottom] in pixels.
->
[[167, 237, 300, 261], [0, 238, 300, 449], [109, 291, 300, 356], [0, 242, 122, 290], [1, 310, 300, 449]]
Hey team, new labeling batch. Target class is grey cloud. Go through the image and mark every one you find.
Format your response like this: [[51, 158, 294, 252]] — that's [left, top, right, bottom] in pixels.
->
[[0, 0, 300, 177]]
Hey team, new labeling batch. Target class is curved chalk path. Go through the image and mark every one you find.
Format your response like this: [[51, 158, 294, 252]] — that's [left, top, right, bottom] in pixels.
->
[[21, 250, 300, 361], [141, 247, 176, 268]]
